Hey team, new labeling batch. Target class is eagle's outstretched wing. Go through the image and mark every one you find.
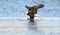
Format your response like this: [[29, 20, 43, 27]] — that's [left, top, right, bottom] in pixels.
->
[[32, 4, 44, 9], [25, 6, 31, 9], [25, 4, 44, 14]]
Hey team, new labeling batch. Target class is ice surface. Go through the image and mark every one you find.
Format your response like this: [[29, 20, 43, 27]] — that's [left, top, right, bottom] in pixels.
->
[[0, 18, 59, 35]]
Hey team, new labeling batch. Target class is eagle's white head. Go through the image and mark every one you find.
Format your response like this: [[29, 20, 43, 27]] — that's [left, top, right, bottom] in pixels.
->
[[24, 11, 28, 15]]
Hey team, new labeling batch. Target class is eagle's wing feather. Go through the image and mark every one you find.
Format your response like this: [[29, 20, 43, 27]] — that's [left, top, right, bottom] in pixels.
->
[[32, 4, 44, 9]]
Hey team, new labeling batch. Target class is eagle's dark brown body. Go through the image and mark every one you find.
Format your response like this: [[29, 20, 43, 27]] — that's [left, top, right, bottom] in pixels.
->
[[25, 4, 44, 20]]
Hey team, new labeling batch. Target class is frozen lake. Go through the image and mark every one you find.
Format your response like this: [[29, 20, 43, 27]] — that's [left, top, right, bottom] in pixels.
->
[[0, 18, 60, 35], [0, 0, 60, 35]]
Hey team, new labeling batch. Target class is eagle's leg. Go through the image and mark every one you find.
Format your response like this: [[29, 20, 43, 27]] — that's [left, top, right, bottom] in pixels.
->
[[30, 16, 34, 20], [27, 16, 34, 20]]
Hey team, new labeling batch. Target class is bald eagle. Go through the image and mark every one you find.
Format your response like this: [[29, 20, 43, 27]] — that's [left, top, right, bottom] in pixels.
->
[[24, 4, 44, 20]]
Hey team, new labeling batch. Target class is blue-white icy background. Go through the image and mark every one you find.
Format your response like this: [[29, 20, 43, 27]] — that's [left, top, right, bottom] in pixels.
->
[[0, 0, 60, 18], [0, 0, 60, 35]]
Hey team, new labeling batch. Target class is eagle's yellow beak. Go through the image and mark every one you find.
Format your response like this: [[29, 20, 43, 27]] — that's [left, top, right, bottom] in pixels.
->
[[24, 11, 28, 15]]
